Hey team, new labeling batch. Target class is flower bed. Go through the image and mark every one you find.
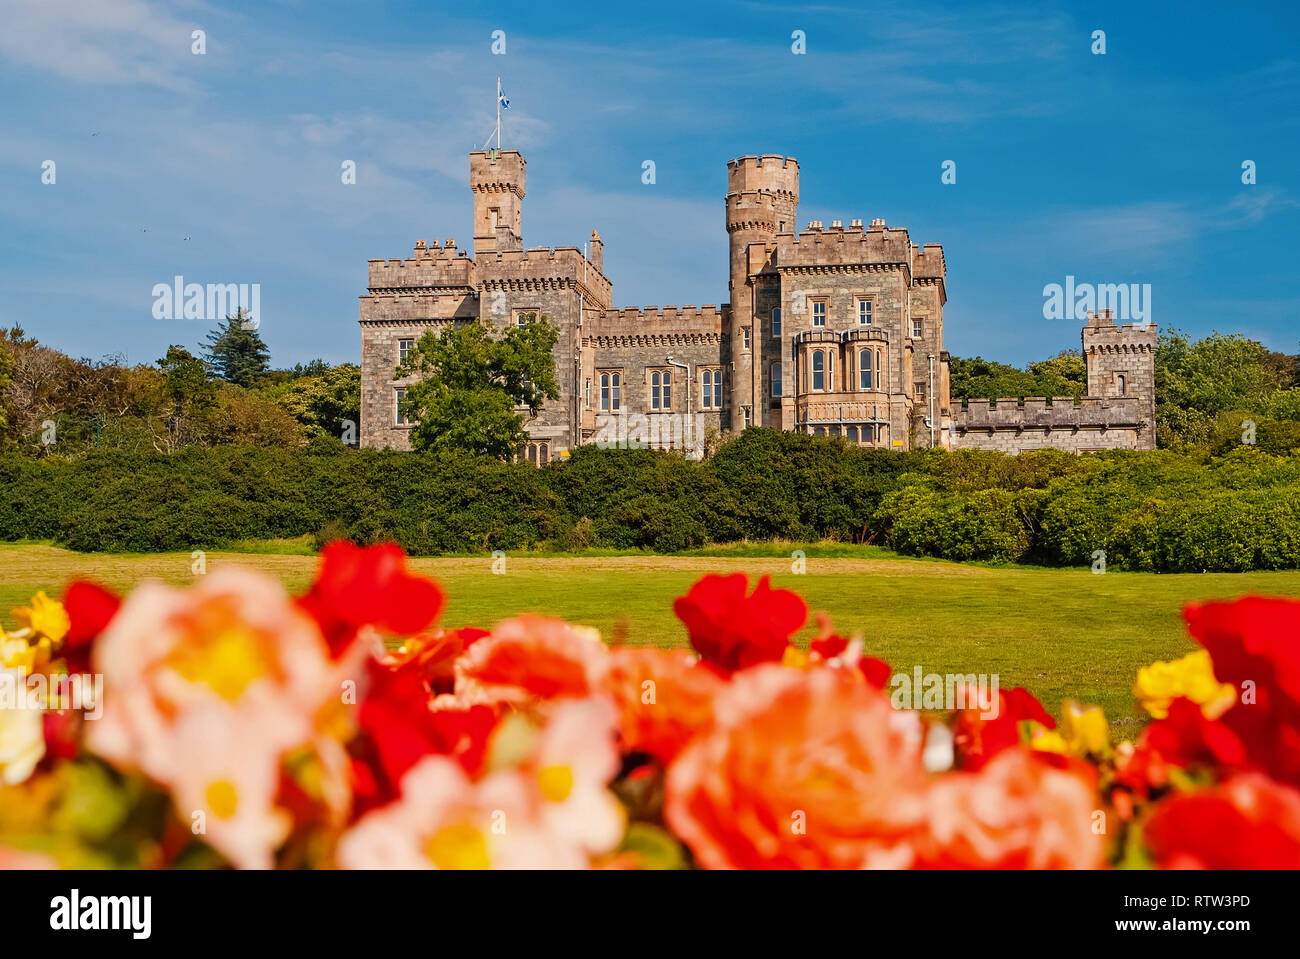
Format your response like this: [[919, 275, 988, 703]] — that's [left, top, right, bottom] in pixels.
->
[[1, 542, 1297, 869]]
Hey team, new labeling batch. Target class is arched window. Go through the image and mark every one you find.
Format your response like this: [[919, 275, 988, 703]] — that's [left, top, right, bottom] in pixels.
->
[[859, 348, 872, 390], [662, 370, 672, 408], [611, 372, 621, 410], [527, 443, 537, 464], [846, 426, 859, 443], [876, 349, 883, 387], [827, 350, 834, 388], [539, 443, 549, 466], [651, 372, 661, 409], [600, 373, 609, 411], [772, 308, 782, 337], [812, 351, 824, 391], [771, 362, 782, 397]]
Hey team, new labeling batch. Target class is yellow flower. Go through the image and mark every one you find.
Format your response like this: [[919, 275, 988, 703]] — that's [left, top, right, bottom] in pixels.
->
[[1060, 700, 1109, 756], [10, 591, 70, 645], [1134, 650, 1235, 720], [1030, 730, 1069, 755]]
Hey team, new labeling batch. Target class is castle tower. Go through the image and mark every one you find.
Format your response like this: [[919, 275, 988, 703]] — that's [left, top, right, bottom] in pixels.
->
[[470, 149, 526, 255], [1082, 309, 1158, 448], [725, 155, 798, 430]]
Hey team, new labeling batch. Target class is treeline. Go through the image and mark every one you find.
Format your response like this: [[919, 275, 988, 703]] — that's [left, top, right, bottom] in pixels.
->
[[1, 429, 1297, 572], [0, 322, 359, 456]]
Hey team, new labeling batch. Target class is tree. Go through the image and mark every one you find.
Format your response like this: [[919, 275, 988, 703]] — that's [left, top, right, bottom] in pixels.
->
[[263, 363, 361, 441], [203, 309, 270, 386], [157, 345, 217, 451], [399, 317, 560, 457]]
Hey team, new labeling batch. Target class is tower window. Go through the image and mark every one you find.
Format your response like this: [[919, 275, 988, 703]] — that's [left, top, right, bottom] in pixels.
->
[[398, 338, 415, 365], [812, 351, 825, 391], [771, 362, 783, 397], [742, 327, 752, 350], [915, 381, 926, 400], [859, 348, 872, 390], [911, 317, 924, 338], [812, 301, 827, 327], [858, 300, 872, 325], [516, 310, 537, 329], [772, 308, 782, 337], [395, 388, 411, 426]]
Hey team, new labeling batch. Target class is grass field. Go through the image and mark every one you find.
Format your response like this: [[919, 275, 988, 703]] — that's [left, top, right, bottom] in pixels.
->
[[3, 542, 1298, 734]]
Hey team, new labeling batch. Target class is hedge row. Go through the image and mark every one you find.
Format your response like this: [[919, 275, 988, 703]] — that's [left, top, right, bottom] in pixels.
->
[[3, 431, 1298, 571]]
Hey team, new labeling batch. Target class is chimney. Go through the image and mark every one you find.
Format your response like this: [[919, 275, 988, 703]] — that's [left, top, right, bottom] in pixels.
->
[[589, 229, 604, 272]]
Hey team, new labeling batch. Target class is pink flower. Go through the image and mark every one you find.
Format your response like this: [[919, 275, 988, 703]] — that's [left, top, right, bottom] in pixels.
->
[[88, 567, 359, 869], [454, 615, 609, 705]]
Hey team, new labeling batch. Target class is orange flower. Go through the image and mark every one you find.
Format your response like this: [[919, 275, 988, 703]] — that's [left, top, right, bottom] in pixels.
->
[[664, 664, 927, 868], [599, 647, 723, 763], [454, 616, 608, 705], [910, 748, 1107, 869]]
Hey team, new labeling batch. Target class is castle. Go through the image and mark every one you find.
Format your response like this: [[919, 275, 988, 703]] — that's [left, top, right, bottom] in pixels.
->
[[360, 149, 1156, 457]]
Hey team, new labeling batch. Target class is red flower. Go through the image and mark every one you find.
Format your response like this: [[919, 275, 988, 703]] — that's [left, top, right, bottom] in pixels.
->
[[858, 656, 892, 690], [355, 655, 499, 808], [952, 687, 1055, 771], [1183, 596, 1300, 785], [60, 580, 120, 674], [297, 541, 445, 656], [1144, 774, 1300, 868], [1140, 696, 1248, 771], [672, 573, 807, 675]]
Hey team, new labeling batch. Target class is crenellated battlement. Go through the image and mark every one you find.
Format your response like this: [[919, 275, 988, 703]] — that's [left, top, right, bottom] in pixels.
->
[[726, 155, 799, 200], [952, 395, 1148, 431], [368, 240, 477, 290], [591, 305, 724, 336], [477, 246, 612, 307]]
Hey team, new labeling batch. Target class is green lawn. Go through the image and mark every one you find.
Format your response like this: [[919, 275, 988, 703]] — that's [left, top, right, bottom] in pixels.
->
[[3, 543, 1298, 736]]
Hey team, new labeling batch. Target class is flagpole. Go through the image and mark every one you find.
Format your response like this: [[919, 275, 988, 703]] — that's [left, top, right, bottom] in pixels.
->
[[496, 76, 502, 149]]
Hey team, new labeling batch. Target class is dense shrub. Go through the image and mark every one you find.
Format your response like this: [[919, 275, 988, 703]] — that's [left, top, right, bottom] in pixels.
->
[[0, 430, 1296, 571]]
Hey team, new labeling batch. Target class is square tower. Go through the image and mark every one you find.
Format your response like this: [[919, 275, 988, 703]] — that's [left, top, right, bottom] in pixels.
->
[[471, 149, 526, 254]]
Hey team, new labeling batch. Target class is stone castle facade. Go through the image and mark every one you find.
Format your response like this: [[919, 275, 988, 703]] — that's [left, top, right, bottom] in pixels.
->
[[360, 149, 1156, 457]]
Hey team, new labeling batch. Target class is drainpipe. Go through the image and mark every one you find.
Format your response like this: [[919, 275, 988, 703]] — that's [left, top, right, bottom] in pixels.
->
[[666, 355, 691, 452], [922, 352, 936, 448]]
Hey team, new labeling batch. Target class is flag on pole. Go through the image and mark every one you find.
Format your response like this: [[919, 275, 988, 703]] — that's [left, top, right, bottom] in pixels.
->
[[499, 88, 509, 109]]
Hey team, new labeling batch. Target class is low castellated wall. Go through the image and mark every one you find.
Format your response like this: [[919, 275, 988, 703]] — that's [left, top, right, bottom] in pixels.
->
[[589, 305, 724, 344], [951, 396, 1148, 453]]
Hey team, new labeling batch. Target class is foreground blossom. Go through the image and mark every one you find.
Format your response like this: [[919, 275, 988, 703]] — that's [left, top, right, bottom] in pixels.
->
[[913, 748, 1106, 869], [454, 615, 608, 705], [665, 664, 926, 868], [599, 647, 723, 763], [87, 567, 358, 868], [673, 573, 807, 674], [1143, 774, 1300, 868]]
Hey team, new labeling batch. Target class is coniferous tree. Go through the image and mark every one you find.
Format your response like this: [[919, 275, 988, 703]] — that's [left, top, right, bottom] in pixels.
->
[[202, 309, 270, 386]]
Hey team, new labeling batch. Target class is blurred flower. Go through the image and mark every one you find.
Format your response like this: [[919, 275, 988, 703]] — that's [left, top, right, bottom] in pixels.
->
[[455, 615, 607, 705], [599, 646, 722, 764], [1182, 596, 1300, 786], [88, 568, 357, 869], [337, 754, 588, 869], [1144, 773, 1300, 868], [1060, 700, 1109, 756], [528, 698, 625, 855], [665, 664, 926, 868], [61, 581, 121, 674], [673, 574, 807, 675], [912, 748, 1106, 869], [0, 667, 45, 785], [1140, 696, 1247, 771], [10, 591, 70, 645], [297, 541, 445, 657], [952, 686, 1054, 771], [1134, 650, 1234, 720]]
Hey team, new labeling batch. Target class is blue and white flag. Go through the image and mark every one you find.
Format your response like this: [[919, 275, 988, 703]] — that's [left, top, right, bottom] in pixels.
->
[[499, 89, 510, 109]]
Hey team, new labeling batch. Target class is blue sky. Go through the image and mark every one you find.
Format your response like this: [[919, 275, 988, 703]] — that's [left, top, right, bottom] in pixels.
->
[[3, 0, 1297, 368]]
